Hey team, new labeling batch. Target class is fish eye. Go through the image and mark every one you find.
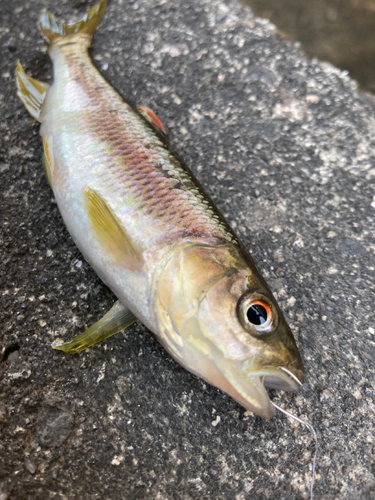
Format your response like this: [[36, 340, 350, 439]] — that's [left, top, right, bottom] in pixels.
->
[[247, 303, 268, 325], [237, 293, 278, 337]]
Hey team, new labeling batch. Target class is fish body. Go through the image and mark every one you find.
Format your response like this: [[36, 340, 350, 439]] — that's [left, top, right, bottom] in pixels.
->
[[16, 0, 304, 419], [39, 34, 233, 331]]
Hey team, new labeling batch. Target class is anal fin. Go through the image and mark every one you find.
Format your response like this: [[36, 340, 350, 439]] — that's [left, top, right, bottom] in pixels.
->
[[42, 136, 55, 187], [15, 61, 49, 122], [52, 300, 137, 354]]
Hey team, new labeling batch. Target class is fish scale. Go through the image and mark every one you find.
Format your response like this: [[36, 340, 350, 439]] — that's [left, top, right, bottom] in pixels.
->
[[61, 48, 230, 241]]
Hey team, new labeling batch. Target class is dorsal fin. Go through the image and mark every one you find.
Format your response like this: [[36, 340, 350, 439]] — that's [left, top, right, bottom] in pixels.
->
[[137, 106, 166, 135], [15, 61, 49, 122], [84, 186, 143, 270]]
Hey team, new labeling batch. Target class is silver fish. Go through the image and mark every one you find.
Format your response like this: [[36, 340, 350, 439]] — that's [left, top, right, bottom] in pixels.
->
[[16, 0, 304, 419]]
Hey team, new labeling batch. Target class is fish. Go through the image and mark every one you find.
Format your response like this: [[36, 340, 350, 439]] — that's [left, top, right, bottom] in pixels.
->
[[15, 0, 304, 419]]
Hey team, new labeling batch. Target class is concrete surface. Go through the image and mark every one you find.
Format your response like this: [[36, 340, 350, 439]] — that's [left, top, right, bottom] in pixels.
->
[[243, 0, 375, 93], [1, 0, 375, 499]]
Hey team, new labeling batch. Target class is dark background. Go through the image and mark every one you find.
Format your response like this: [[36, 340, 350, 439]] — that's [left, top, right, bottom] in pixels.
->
[[244, 0, 375, 93]]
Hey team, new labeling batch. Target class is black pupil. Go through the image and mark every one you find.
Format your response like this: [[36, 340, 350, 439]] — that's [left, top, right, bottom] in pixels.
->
[[247, 304, 267, 325]]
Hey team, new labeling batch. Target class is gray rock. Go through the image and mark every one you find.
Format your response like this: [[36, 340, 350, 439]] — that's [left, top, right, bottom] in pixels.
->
[[24, 458, 37, 475], [1, 0, 375, 499], [36, 397, 74, 449]]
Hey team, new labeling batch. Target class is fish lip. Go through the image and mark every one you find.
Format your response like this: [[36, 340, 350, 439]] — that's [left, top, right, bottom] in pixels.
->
[[250, 367, 304, 419]]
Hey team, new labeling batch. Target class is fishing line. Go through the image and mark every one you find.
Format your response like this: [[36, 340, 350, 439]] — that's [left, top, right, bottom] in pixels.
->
[[279, 366, 303, 388], [272, 401, 318, 500]]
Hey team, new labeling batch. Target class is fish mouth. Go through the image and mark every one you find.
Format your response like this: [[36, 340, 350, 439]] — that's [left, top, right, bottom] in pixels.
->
[[226, 365, 304, 419], [258, 366, 304, 418]]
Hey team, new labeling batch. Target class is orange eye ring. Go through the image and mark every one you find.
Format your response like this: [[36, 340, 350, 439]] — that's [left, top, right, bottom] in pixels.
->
[[237, 293, 278, 337]]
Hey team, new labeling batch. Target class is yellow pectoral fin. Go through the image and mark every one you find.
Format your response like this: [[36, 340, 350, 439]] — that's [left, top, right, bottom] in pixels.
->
[[84, 186, 143, 270], [15, 61, 49, 122], [52, 300, 137, 354]]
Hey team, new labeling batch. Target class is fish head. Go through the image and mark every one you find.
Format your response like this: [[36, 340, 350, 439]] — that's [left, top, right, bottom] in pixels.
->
[[154, 242, 304, 419]]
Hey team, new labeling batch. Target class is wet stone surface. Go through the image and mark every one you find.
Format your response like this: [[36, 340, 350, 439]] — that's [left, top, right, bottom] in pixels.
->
[[1, 0, 375, 499]]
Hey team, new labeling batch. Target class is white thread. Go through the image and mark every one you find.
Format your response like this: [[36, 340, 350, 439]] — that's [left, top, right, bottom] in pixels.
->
[[279, 366, 303, 386], [272, 402, 318, 500]]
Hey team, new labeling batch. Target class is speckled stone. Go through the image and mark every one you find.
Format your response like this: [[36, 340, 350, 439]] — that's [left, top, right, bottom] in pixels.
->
[[1, 1, 375, 499]]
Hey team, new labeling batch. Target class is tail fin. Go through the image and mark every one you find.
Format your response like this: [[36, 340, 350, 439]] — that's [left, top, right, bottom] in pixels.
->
[[39, 0, 107, 46]]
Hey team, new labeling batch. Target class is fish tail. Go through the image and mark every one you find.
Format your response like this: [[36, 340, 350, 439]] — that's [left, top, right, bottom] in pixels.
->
[[39, 0, 107, 47]]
